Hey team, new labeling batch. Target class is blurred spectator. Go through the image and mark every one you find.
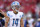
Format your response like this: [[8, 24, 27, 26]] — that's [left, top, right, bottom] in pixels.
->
[[35, 18, 40, 27], [24, 19, 29, 27], [0, 13, 5, 27], [25, 12, 34, 27], [0, 3, 4, 9], [39, 11, 40, 18], [35, 4, 40, 18], [6, 6, 10, 11]]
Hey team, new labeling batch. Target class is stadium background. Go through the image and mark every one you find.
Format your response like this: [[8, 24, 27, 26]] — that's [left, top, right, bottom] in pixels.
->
[[0, 0, 40, 27]]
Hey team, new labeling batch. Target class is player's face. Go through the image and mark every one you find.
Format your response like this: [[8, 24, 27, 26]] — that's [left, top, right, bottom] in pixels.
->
[[12, 5, 19, 14], [13, 7, 19, 14], [15, 7, 19, 12]]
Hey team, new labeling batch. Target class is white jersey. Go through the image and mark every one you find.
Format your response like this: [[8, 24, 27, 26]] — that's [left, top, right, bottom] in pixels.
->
[[7, 11, 24, 27]]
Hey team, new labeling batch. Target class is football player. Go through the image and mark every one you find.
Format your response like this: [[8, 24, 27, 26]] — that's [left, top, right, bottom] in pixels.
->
[[5, 1, 24, 27]]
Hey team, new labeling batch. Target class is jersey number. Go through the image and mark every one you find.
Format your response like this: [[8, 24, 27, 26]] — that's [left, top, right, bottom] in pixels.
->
[[12, 19, 19, 26]]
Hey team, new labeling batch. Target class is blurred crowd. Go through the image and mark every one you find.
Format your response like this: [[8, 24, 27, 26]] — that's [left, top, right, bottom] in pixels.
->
[[0, 0, 40, 27]]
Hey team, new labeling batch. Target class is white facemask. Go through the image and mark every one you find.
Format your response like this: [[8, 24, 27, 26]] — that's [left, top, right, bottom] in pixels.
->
[[12, 7, 15, 10], [15, 9, 19, 12]]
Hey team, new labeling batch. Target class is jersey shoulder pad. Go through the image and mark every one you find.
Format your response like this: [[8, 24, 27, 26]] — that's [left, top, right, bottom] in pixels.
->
[[7, 11, 13, 17], [19, 12, 24, 15], [7, 11, 13, 13], [19, 12, 24, 18]]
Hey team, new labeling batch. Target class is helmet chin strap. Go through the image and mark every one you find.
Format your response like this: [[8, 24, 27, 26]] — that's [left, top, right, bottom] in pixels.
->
[[15, 9, 18, 12], [12, 6, 16, 10], [12, 8, 18, 12], [12, 8, 15, 10], [12, 6, 19, 12]]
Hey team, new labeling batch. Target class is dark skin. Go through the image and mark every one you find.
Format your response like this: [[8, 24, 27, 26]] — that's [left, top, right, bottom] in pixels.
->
[[13, 7, 18, 14], [13, 10, 18, 14]]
